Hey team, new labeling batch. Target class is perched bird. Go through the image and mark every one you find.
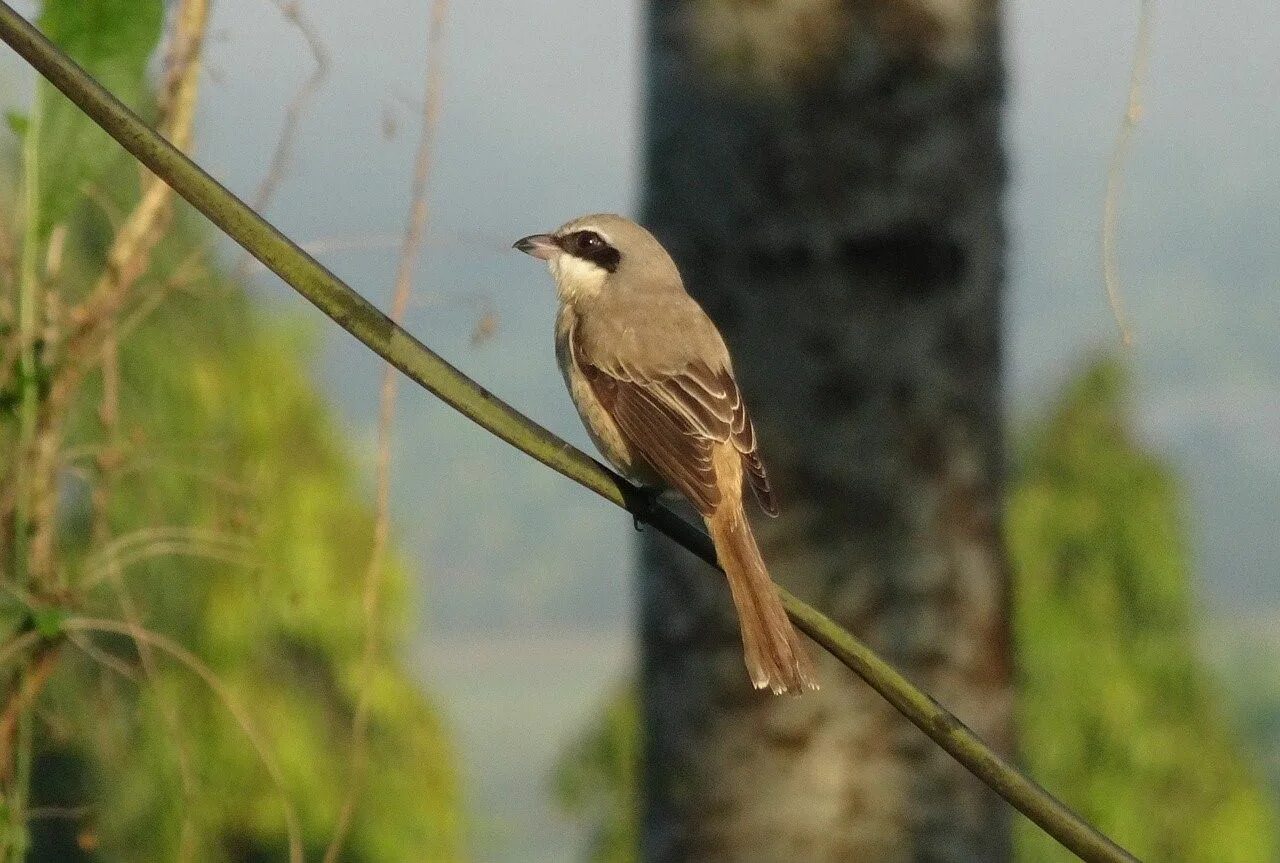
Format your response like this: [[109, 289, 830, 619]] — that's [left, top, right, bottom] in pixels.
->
[[514, 214, 818, 695]]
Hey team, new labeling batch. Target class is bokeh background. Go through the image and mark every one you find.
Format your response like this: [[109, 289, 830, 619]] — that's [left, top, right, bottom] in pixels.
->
[[1, 0, 1277, 861]]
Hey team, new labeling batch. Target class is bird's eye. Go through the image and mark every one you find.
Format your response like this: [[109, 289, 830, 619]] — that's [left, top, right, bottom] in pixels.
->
[[565, 229, 620, 271]]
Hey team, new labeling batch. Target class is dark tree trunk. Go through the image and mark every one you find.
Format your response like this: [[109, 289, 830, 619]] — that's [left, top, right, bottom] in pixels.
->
[[638, 2, 1011, 861]]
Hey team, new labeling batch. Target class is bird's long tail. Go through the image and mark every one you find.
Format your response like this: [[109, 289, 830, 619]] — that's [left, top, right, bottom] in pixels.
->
[[707, 502, 819, 695]]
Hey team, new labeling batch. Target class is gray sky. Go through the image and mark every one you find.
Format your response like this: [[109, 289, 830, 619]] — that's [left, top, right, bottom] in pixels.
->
[[5, 0, 1278, 859]]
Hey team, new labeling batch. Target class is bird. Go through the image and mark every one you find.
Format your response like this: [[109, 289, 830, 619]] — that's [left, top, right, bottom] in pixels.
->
[[514, 213, 818, 695]]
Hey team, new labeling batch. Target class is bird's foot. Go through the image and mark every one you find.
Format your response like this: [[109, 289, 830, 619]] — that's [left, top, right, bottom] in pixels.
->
[[629, 485, 662, 532]]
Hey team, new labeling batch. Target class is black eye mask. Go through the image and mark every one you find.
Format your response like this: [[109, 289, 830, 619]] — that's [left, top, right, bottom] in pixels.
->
[[564, 230, 621, 273]]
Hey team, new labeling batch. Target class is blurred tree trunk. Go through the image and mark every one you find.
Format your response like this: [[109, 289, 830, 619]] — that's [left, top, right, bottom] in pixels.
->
[[638, 2, 1010, 861]]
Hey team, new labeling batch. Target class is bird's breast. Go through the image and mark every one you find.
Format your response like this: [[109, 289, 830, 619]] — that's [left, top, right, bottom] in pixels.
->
[[555, 306, 656, 485]]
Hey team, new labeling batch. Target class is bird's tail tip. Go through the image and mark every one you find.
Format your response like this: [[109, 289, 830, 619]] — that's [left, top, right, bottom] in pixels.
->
[[710, 503, 820, 697], [752, 670, 821, 696], [747, 636, 820, 696]]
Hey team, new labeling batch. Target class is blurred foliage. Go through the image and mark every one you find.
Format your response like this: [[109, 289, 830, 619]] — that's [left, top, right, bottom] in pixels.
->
[[552, 684, 639, 863], [26, 260, 466, 862], [553, 358, 1280, 863], [1207, 624, 1280, 808], [32, 0, 163, 242], [1011, 359, 1277, 862], [1, 1, 464, 859]]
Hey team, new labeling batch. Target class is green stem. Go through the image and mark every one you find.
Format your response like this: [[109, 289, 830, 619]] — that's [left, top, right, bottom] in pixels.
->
[[7, 708, 32, 863], [12, 60, 42, 593], [0, 5, 1137, 862], [6, 59, 45, 860]]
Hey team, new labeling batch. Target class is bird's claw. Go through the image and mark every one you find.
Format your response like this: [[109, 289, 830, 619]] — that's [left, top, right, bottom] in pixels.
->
[[630, 486, 660, 532]]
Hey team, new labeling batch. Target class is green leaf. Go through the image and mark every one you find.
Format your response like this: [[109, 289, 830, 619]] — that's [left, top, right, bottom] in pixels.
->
[[5, 108, 28, 137], [32, 605, 66, 638], [33, 0, 164, 241]]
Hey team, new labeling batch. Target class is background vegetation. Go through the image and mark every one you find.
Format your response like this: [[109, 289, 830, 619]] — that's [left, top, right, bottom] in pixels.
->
[[1, 2, 461, 860]]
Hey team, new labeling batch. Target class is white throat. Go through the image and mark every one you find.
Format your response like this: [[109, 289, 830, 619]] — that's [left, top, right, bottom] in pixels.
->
[[549, 254, 608, 305]]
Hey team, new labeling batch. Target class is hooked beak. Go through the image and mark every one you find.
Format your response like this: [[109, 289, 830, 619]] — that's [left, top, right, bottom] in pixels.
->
[[513, 233, 560, 261]]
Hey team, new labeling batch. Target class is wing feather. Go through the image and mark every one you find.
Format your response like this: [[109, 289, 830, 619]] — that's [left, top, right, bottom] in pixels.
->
[[576, 336, 779, 517], [587, 368, 721, 512]]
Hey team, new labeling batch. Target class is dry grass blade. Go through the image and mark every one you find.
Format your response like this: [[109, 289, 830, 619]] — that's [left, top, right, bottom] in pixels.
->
[[62, 617, 304, 863], [1101, 0, 1152, 348], [57, 0, 208, 352], [106, 458, 253, 498], [100, 564, 204, 860], [81, 526, 254, 585], [85, 525, 253, 561], [81, 541, 257, 590], [322, 3, 449, 861], [0, 631, 42, 670]]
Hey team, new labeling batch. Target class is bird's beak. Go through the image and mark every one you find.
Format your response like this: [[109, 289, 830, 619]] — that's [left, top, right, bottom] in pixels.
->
[[513, 233, 560, 261]]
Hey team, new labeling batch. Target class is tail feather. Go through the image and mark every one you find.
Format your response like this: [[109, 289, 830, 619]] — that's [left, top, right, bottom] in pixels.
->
[[707, 503, 819, 695]]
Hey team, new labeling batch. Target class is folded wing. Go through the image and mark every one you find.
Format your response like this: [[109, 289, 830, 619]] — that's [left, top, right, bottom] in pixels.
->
[[577, 347, 779, 517]]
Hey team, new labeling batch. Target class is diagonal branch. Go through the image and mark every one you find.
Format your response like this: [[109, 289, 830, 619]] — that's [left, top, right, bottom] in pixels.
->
[[0, 7, 1137, 862]]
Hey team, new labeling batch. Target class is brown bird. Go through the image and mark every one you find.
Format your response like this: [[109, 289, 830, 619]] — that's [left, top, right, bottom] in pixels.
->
[[515, 214, 818, 694]]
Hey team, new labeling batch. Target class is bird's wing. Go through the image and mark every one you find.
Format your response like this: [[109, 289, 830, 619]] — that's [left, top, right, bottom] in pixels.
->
[[578, 350, 779, 517]]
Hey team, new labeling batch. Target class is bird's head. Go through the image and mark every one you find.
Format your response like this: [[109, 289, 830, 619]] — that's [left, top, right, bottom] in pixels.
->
[[513, 213, 679, 304]]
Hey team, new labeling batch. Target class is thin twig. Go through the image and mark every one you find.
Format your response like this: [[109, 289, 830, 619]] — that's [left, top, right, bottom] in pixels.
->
[[247, 0, 330, 214], [170, 0, 334, 294], [62, 451, 254, 499], [67, 629, 140, 681], [26, 0, 211, 588], [227, 0, 331, 282], [0, 571, 45, 618], [62, 616, 304, 863], [323, 4, 448, 861], [26, 804, 93, 821], [82, 539, 257, 588], [1101, 0, 1152, 348], [105, 576, 203, 861], [79, 0, 210, 570], [0, 11, 1139, 860], [83, 525, 252, 572]]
